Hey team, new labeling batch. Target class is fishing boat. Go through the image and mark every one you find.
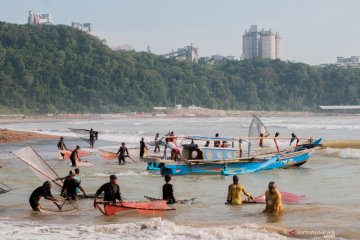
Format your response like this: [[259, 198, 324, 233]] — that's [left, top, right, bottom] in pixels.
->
[[95, 200, 174, 216], [241, 192, 313, 205], [146, 116, 323, 176], [144, 196, 196, 204]]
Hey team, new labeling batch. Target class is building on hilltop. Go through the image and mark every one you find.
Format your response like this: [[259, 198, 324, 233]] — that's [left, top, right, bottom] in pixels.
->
[[318, 56, 360, 68], [28, 11, 52, 25], [71, 22, 92, 33], [162, 44, 199, 62], [243, 25, 281, 60]]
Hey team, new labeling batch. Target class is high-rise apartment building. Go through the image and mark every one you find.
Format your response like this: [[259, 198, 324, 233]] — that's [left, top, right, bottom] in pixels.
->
[[243, 25, 281, 60]]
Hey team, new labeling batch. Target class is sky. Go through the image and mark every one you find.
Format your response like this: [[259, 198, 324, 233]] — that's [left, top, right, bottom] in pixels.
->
[[0, 0, 359, 65]]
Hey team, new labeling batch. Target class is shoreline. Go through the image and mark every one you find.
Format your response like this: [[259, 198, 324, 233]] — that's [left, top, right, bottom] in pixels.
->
[[0, 129, 58, 144], [0, 108, 357, 125]]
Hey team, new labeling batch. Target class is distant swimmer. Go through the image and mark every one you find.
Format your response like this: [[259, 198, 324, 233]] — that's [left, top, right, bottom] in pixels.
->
[[154, 133, 161, 153], [163, 175, 176, 204], [70, 145, 81, 166], [140, 137, 148, 159], [226, 175, 253, 205], [290, 133, 300, 150], [94, 175, 122, 208], [263, 181, 283, 215], [117, 142, 129, 165], [214, 133, 220, 147], [61, 170, 86, 200], [57, 137, 67, 159], [29, 181, 59, 211]]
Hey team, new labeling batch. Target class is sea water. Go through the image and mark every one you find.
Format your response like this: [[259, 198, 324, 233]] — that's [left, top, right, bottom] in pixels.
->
[[0, 116, 359, 239]]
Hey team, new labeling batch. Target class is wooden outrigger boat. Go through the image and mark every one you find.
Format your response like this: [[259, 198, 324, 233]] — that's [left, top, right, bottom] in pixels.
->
[[95, 200, 175, 216]]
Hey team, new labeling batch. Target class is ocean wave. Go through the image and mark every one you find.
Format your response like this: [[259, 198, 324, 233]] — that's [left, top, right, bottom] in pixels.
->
[[321, 148, 360, 159], [0, 218, 286, 240]]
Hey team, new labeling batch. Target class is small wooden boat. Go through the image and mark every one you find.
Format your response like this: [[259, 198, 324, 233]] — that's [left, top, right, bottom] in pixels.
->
[[144, 196, 196, 204], [95, 200, 175, 216]]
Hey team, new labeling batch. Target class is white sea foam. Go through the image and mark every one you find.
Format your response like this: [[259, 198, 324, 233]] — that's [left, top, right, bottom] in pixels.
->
[[322, 148, 360, 159], [0, 218, 286, 240]]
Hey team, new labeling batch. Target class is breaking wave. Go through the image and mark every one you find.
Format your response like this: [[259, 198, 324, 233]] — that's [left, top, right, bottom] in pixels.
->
[[0, 218, 287, 240], [321, 148, 360, 159]]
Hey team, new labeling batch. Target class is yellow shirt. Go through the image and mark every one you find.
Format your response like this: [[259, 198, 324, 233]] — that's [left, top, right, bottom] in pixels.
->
[[264, 190, 283, 215], [227, 183, 251, 205]]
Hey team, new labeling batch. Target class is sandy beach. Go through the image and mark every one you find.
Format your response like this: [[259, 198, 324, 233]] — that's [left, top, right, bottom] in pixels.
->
[[0, 128, 57, 144]]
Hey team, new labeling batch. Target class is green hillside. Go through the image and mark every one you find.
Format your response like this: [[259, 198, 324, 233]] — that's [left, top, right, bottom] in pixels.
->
[[0, 22, 359, 114]]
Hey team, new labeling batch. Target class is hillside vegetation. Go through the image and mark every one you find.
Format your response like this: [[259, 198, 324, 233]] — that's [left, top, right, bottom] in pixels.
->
[[0, 22, 359, 113]]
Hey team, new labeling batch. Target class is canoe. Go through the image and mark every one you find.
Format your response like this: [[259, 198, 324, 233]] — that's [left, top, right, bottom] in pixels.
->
[[95, 201, 175, 216]]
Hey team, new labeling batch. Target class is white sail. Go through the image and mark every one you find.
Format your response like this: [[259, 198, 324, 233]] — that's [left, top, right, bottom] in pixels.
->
[[12, 146, 63, 192]]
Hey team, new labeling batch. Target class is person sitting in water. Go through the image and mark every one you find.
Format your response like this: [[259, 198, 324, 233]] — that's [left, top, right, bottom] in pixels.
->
[[163, 175, 177, 204], [117, 142, 129, 165], [154, 133, 161, 153], [94, 175, 122, 208], [263, 181, 283, 215], [57, 137, 67, 159], [29, 181, 59, 211], [61, 170, 87, 200], [140, 137, 148, 159], [70, 145, 81, 166], [226, 175, 253, 205], [214, 133, 220, 147]]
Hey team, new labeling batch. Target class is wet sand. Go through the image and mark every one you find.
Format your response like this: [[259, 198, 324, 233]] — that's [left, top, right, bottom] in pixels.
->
[[0, 129, 58, 144]]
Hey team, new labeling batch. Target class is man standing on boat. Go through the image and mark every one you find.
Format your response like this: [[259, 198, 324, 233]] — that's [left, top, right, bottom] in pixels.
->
[[94, 175, 122, 208], [29, 181, 59, 211], [117, 142, 129, 165], [263, 182, 283, 215], [154, 133, 161, 152], [290, 133, 300, 150], [140, 137, 148, 159], [226, 175, 253, 205], [214, 133, 220, 147], [57, 137, 67, 159]]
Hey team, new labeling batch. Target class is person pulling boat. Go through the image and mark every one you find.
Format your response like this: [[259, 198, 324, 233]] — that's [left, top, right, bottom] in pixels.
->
[[93, 175, 122, 209], [263, 181, 283, 215], [117, 142, 129, 164], [61, 170, 87, 200], [226, 175, 253, 205], [29, 181, 59, 211], [290, 133, 300, 150], [69, 145, 81, 166], [57, 136, 67, 159], [163, 175, 177, 204]]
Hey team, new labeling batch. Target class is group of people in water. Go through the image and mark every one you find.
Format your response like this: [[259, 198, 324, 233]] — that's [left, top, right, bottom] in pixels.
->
[[30, 170, 283, 216]]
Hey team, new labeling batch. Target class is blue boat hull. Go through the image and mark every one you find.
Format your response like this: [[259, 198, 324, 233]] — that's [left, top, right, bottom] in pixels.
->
[[155, 138, 322, 176]]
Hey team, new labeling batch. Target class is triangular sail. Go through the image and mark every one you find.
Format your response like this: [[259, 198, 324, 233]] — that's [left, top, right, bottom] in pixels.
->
[[247, 115, 269, 157], [12, 146, 63, 192], [68, 128, 91, 144]]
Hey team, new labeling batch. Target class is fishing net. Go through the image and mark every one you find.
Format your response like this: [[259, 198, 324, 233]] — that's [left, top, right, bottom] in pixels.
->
[[12, 146, 63, 192], [68, 128, 92, 144], [247, 115, 269, 156]]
